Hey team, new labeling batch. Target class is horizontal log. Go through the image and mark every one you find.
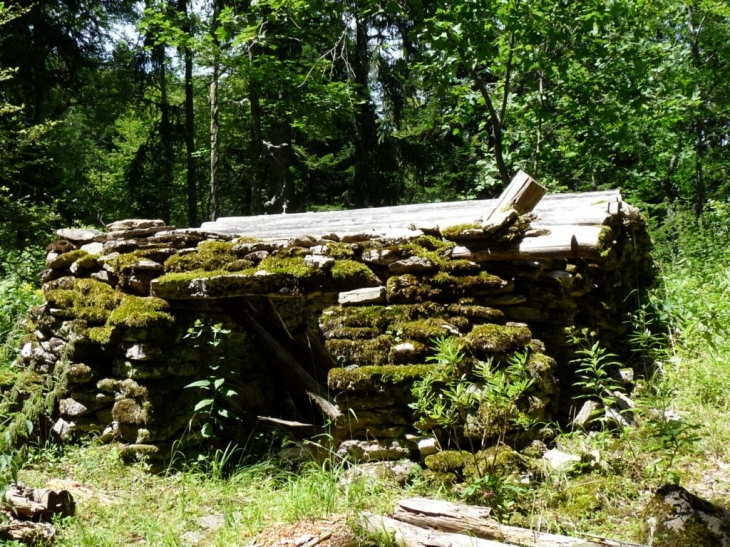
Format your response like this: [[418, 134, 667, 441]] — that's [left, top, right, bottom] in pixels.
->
[[359, 513, 510, 547], [199, 191, 623, 241], [3, 484, 75, 519], [391, 498, 649, 547], [452, 225, 609, 261]]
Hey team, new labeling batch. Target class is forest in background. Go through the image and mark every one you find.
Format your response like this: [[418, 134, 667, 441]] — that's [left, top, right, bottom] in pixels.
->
[[1, 0, 730, 250]]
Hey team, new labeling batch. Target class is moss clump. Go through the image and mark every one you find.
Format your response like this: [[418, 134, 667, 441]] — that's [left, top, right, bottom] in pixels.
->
[[256, 256, 311, 278], [430, 271, 508, 297], [324, 326, 380, 340], [107, 295, 174, 328], [466, 323, 532, 354], [323, 242, 355, 260], [164, 241, 238, 273], [45, 278, 122, 324], [331, 260, 380, 290], [55, 249, 89, 264], [389, 319, 452, 342], [328, 364, 435, 392], [447, 304, 505, 323], [441, 223, 483, 239], [412, 235, 455, 252], [387, 274, 431, 303], [232, 236, 262, 244], [424, 450, 470, 473], [325, 335, 393, 367], [525, 352, 558, 394]]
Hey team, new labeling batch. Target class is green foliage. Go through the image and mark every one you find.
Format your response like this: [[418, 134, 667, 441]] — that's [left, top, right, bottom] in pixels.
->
[[569, 330, 625, 412], [184, 320, 245, 441]]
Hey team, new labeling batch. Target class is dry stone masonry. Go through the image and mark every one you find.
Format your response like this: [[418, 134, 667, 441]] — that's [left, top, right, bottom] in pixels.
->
[[13, 181, 654, 468]]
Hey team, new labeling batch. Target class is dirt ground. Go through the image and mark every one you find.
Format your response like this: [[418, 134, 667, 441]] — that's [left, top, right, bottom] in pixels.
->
[[252, 513, 360, 547]]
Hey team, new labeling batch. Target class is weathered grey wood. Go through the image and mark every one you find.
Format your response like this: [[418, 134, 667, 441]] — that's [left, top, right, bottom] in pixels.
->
[[0, 516, 56, 544], [359, 513, 510, 547], [452, 225, 608, 261], [219, 297, 341, 423], [199, 191, 622, 242], [3, 484, 75, 519], [257, 416, 318, 438], [485, 170, 546, 223], [391, 498, 649, 547]]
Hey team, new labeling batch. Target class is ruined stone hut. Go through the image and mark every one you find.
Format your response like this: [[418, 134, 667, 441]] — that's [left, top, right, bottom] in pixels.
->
[[15, 175, 654, 467]]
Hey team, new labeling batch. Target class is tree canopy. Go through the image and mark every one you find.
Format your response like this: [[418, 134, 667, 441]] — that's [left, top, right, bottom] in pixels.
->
[[1, 0, 729, 242]]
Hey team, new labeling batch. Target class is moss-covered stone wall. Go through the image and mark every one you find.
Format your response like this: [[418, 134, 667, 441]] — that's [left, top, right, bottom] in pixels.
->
[[12, 210, 654, 465]]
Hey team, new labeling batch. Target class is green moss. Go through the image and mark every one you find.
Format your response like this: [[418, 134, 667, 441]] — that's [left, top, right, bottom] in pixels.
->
[[155, 269, 230, 286], [466, 323, 532, 354], [463, 446, 523, 481], [447, 304, 505, 323], [325, 335, 393, 367], [319, 304, 426, 333], [56, 249, 89, 264], [88, 325, 113, 344], [330, 260, 380, 289], [46, 278, 122, 325], [232, 236, 262, 244], [389, 319, 451, 342], [441, 223, 483, 238], [525, 352, 558, 394], [257, 256, 311, 278], [328, 364, 435, 392], [112, 398, 150, 425], [430, 271, 508, 297], [386, 274, 431, 303], [323, 242, 355, 260], [443, 259, 480, 273], [412, 235, 455, 252], [164, 241, 238, 273], [325, 326, 380, 340], [107, 295, 174, 328], [272, 246, 310, 258], [424, 450, 470, 473]]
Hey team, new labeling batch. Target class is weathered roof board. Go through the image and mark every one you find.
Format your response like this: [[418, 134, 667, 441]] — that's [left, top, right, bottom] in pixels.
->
[[199, 190, 623, 242]]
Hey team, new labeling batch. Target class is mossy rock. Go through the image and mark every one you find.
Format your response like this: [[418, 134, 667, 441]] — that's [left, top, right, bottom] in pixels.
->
[[164, 241, 238, 273], [642, 484, 730, 547], [330, 260, 380, 291], [424, 450, 471, 473], [386, 274, 432, 303], [441, 223, 483, 239], [389, 319, 453, 343], [319, 304, 416, 333], [465, 323, 532, 355], [447, 304, 505, 324], [325, 335, 393, 367], [328, 364, 435, 392], [323, 326, 380, 340], [425, 446, 523, 482], [524, 351, 558, 395], [45, 278, 123, 325], [322, 242, 356, 260]]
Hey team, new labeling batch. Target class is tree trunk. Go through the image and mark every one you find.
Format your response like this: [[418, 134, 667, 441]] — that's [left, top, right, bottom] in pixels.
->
[[349, 12, 380, 208], [209, 0, 221, 221], [179, 0, 198, 228], [156, 44, 173, 224]]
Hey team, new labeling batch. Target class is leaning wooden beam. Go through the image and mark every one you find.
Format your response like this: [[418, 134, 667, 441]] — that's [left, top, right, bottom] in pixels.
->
[[359, 513, 511, 547], [220, 297, 341, 423], [391, 498, 649, 547], [484, 170, 546, 225]]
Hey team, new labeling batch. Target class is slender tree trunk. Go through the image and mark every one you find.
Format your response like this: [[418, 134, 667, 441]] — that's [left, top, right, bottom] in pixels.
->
[[179, 0, 198, 227], [209, 0, 221, 221], [248, 45, 264, 215], [688, 5, 705, 217], [156, 44, 173, 224], [349, 13, 380, 208]]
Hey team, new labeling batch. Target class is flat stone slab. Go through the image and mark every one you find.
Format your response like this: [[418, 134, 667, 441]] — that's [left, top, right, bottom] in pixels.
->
[[338, 286, 386, 306]]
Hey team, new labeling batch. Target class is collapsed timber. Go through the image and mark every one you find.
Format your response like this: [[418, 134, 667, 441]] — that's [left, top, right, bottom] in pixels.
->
[[8, 173, 654, 477]]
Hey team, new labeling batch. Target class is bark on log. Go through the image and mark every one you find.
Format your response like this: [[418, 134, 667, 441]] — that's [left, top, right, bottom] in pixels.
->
[[3, 484, 75, 519], [484, 170, 546, 224], [359, 513, 510, 547], [220, 297, 341, 423], [0, 514, 56, 544], [391, 498, 649, 547]]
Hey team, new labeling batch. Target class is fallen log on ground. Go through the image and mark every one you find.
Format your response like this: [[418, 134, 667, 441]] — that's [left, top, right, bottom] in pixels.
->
[[3, 483, 75, 520], [361, 498, 651, 547]]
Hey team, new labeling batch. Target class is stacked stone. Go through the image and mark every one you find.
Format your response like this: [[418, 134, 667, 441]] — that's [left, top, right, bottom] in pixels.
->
[[18, 221, 288, 462], [13, 204, 653, 465]]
